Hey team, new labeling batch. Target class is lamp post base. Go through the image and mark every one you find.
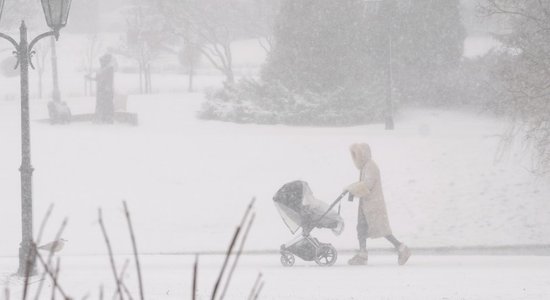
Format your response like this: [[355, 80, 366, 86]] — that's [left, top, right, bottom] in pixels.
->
[[17, 242, 37, 277]]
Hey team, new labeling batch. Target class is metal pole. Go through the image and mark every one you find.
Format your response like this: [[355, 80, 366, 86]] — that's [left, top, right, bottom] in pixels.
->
[[50, 36, 61, 102], [385, 34, 394, 130], [17, 20, 37, 277], [385, 0, 394, 130]]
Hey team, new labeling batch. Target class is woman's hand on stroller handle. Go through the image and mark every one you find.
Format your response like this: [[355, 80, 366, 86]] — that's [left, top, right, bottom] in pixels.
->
[[343, 185, 356, 202], [337, 190, 353, 202]]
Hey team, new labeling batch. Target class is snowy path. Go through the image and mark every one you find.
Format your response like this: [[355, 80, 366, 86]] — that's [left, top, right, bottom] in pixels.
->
[[1, 254, 549, 299]]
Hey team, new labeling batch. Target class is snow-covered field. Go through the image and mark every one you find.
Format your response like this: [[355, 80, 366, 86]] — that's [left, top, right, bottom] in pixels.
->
[[1, 91, 549, 299], [1, 94, 549, 257]]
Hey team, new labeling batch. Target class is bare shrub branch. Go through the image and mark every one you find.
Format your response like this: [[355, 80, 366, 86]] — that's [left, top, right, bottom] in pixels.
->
[[247, 273, 263, 300], [192, 255, 198, 300], [122, 201, 144, 300], [98, 209, 123, 300], [34, 218, 68, 300], [220, 213, 256, 300]]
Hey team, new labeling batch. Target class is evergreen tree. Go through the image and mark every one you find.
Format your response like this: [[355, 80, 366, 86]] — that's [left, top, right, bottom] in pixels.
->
[[262, 0, 466, 103], [262, 0, 383, 94], [201, 0, 469, 124], [391, 0, 466, 104]]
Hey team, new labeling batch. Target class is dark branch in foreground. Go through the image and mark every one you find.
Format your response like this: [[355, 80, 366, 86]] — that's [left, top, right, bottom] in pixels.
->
[[51, 258, 60, 300], [211, 198, 256, 300], [99, 285, 104, 300], [35, 204, 55, 246], [122, 201, 144, 300], [220, 213, 256, 300], [98, 208, 124, 300], [211, 226, 241, 300], [248, 273, 263, 300], [111, 260, 130, 300], [35, 218, 68, 300], [34, 251, 69, 299], [192, 255, 198, 300], [252, 281, 265, 300]]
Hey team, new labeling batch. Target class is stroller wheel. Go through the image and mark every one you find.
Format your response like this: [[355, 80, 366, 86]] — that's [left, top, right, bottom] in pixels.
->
[[280, 251, 295, 267], [315, 244, 337, 267]]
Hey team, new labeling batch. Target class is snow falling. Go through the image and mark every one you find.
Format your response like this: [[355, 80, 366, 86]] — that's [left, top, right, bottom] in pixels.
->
[[1, 0, 549, 299]]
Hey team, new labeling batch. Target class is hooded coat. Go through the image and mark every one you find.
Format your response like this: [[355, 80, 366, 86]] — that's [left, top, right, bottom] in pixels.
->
[[346, 143, 392, 238]]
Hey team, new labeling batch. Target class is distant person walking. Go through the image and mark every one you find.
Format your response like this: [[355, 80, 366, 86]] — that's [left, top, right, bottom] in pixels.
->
[[344, 143, 411, 265], [87, 53, 116, 123]]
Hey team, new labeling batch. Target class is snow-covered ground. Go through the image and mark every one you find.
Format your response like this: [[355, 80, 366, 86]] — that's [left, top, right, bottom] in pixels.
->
[[1, 254, 550, 299], [1, 33, 548, 299], [0, 93, 549, 257], [1, 88, 550, 300]]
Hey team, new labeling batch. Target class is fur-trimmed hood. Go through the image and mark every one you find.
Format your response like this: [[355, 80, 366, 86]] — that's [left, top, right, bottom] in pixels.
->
[[350, 143, 372, 170]]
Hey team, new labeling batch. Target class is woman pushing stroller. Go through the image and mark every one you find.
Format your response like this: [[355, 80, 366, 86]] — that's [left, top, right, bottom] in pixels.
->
[[344, 143, 411, 266]]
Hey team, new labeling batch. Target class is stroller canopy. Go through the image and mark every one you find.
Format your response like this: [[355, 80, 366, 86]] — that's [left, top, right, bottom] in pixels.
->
[[273, 181, 344, 235]]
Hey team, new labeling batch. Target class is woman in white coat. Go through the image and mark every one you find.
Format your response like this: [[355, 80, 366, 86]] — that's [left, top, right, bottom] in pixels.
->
[[345, 143, 411, 265]]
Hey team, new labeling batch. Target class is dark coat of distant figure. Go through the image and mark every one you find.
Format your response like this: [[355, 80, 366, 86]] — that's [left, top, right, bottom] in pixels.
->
[[91, 54, 116, 123]]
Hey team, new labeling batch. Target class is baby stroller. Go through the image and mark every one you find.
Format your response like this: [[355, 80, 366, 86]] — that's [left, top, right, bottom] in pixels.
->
[[273, 180, 347, 267]]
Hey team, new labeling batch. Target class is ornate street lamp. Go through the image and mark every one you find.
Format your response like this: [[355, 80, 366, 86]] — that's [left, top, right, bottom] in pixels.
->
[[41, 0, 72, 103], [0, 0, 72, 277], [41, 0, 72, 32], [363, 0, 395, 130]]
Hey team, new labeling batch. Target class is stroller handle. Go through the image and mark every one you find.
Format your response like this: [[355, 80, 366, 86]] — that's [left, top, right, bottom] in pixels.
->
[[337, 191, 349, 201], [312, 191, 349, 225]]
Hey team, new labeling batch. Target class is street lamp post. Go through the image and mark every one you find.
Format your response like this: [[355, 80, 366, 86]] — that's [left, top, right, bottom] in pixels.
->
[[363, 0, 395, 130], [0, 0, 72, 277], [384, 0, 395, 130], [50, 36, 61, 102]]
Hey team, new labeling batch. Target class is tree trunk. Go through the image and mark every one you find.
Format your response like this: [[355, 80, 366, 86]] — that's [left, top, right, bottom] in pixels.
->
[[148, 65, 152, 93], [225, 69, 234, 85], [38, 73, 43, 99], [138, 61, 144, 94], [188, 65, 194, 93]]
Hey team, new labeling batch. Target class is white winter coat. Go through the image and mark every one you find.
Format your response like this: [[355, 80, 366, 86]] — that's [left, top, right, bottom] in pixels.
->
[[346, 143, 392, 238]]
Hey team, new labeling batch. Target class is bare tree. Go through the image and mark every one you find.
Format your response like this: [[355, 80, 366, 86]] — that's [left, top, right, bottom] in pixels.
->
[[251, 0, 282, 53], [83, 34, 103, 97], [160, 0, 250, 84], [116, 0, 167, 94], [481, 0, 550, 174], [178, 38, 202, 92]]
